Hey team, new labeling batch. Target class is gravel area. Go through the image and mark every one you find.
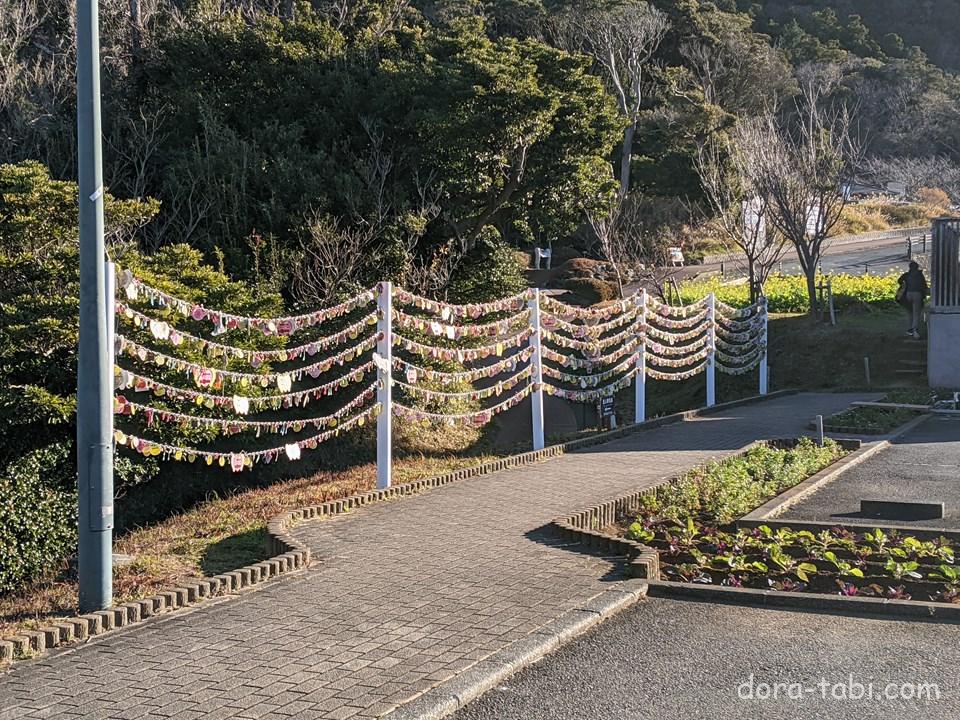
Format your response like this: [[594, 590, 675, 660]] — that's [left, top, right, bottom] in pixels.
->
[[783, 415, 960, 528], [452, 596, 960, 720]]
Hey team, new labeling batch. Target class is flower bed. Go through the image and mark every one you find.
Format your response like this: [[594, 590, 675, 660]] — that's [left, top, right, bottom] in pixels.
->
[[618, 440, 959, 604], [822, 390, 929, 434], [822, 405, 921, 434]]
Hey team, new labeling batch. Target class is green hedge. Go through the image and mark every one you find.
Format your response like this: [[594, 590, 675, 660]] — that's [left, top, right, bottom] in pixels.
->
[[0, 445, 77, 594], [680, 273, 900, 312]]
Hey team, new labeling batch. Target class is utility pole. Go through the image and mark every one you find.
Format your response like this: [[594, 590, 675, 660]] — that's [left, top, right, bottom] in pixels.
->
[[77, 0, 114, 612]]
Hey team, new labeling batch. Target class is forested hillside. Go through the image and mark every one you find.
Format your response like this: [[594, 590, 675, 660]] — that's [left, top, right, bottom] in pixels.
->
[[743, 0, 960, 72], [3, 0, 958, 290]]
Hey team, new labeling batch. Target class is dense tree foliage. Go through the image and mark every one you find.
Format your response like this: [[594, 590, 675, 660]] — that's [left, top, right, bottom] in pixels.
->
[[3, 0, 957, 286]]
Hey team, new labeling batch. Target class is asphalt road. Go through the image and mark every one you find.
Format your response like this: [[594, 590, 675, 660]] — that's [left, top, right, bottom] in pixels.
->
[[785, 415, 960, 528], [779, 240, 927, 277], [712, 236, 926, 280], [452, 596, 960, 720], [623, 236, 926, 295]]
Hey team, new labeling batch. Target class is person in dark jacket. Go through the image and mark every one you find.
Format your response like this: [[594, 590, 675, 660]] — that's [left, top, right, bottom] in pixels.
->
[[898, 261, 928, 339]]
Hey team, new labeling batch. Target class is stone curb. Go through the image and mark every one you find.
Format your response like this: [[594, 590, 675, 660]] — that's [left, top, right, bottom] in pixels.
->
[[646, 581, 960, 623], [0, 389, 790, 667], [380, 581, 649, 720]]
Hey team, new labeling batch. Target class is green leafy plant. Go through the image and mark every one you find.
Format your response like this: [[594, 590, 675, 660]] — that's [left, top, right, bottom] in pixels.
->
[[768, 546, 818, 582], [822, 551, 865, 578], [930, 564, 960, 588], [884, 558, 923, 581], [627, 522, 654, 543]]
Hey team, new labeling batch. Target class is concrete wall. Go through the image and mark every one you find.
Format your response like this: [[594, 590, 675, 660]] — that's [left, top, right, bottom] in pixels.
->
[[928, 311, 960, 388]]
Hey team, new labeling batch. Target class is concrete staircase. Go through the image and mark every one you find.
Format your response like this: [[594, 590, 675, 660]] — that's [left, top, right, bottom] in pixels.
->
[[895, 335, 927, 378]]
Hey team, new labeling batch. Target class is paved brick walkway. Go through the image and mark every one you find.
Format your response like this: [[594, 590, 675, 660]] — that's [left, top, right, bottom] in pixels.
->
[[0, 393, 863, 720]]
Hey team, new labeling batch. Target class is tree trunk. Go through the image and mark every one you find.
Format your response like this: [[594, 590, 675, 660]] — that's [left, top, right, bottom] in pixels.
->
[[129, 0, 142, 58], [805, 266, 818, 315], [748, 257, 757, 303], [619, 122, 636, 196]]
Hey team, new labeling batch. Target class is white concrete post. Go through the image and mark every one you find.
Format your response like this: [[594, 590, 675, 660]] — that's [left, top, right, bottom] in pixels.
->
[[634, 290, 646, 424], [376, 281, 393, 489], [706, 292, 716, 407], [758, 296, 769, 396], [529, 289, 545, 450]]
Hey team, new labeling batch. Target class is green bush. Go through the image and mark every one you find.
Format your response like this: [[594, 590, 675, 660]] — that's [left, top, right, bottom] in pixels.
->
[[0, 445, 77, 595], [560, 277, 620, 304], [680, 272, 900, 312], [448, 231, 527, 304]]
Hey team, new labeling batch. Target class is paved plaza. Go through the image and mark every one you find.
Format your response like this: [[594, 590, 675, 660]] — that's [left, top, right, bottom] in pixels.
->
[[0, 394, 863, 720]]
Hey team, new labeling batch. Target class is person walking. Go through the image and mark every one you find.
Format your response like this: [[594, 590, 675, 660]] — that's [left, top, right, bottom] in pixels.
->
[[897, 261, 928, 339]]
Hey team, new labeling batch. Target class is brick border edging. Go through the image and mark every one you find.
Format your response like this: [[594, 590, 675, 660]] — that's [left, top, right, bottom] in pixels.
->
[[381, 581, 649, 720], [0, 389, 791, 666], [0, 529, 311, 666]]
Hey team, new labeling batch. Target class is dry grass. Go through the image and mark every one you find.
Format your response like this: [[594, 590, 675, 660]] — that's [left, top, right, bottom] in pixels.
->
[[0, 453, 499, 637]]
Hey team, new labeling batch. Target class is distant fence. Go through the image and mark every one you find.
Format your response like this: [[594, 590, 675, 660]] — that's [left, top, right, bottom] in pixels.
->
[[702, 226, 928, 266]]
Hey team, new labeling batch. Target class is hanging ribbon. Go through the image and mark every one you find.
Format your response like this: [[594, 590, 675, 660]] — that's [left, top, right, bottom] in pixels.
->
[[115, 404, 381, 470], [391, 287, 534, 320], [117, 302, 377, 362], [391, 308, 531, 340], [115, 333, 378, 389], [115, 361, 375, 411], [392, 382, 534, 427], [114, 384, 378, 436], [119, 270, 376, 337], [394, 365, 534, 402], [393, 328, 534, 363]]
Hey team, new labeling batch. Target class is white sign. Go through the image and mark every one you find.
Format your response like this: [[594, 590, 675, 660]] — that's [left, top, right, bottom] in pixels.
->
[[534, 246, 553, 270], [742, 198, 766, 242]]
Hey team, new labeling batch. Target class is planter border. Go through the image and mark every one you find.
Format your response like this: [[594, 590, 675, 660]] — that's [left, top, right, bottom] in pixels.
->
[[550, 421, 960, 623], [645, 580, 960, 623], [0, 389, 794, 666], [550, 435, 860, 581]]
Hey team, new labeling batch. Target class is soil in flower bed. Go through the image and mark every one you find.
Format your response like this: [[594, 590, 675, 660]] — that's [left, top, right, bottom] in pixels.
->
[[614, 440, 960, 604], [823, 405, 921, 434]]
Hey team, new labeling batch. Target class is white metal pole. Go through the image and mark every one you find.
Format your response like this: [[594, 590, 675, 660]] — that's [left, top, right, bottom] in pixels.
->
[[634, 290, 646, 424], [105, 260, 115, 427], [529, 289, 545, 450], [759, 296, 769, 396], [77, 0, 113, 612], [706, 292, 716, 407], [376, 282, 392, 489]]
